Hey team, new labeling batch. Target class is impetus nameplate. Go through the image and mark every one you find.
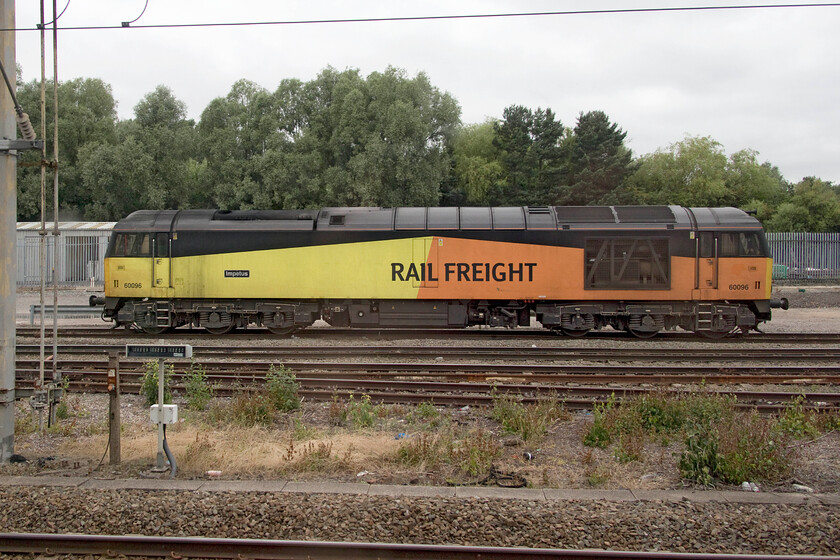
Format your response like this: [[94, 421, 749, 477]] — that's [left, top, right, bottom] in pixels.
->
[[125, 344, 193, 358]]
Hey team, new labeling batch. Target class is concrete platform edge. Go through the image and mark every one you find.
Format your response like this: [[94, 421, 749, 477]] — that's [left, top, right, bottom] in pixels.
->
[[0, 476, 837, 505]]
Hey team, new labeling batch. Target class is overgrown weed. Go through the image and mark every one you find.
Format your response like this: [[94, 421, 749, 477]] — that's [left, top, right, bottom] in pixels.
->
[[184, 360, 215, 411], [491, 392, 567, 442], [321, 393, 389, 428], [206, 392, 277, 427], [265, 364, 301, 412], [395, 426, 502, 476], [141, 361, 173, 406], [580, 391, 812, 485]]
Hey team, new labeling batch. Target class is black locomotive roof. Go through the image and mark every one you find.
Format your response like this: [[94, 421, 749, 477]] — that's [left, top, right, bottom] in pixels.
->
[[114, 206, 762, 232]]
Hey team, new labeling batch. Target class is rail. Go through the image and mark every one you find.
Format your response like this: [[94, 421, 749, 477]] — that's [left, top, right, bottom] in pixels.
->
[[28, 304, 101, 325], [3, 533, 834, 560]]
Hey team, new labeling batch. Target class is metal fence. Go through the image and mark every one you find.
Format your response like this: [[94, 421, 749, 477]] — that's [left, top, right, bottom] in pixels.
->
[[767, 233, 840, 284], [16, 225, 113, 287]]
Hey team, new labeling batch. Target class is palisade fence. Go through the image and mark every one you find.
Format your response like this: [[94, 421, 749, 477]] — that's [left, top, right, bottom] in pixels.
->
[[16, 223, 114, 287], [767, 233, 840, 284], [14, 225, 840, 287]]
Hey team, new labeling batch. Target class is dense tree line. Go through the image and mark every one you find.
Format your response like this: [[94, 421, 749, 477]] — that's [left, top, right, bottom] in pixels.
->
[[15, 66, 839, 231]]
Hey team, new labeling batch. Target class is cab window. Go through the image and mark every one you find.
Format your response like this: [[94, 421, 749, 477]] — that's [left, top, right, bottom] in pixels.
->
[[699, 233, 714, 258], [720, 232, 764, 257], [154, 233, 169, 257], [111, 233, 150, 257]]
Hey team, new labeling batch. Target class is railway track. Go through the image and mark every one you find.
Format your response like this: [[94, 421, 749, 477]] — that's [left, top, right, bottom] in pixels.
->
[[15, 343, 840, 362], [16, 326, 840, 344], [2, 532, 804, 560], [15, 357, 840, 410]]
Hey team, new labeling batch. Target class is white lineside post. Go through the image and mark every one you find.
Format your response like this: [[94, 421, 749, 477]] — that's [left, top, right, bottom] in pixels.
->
[[0, 0, 16, 463]]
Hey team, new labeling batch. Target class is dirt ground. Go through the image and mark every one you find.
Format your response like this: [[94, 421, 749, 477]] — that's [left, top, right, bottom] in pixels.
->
[[5, 391, 840, 494], [4, 285, 840, 492]]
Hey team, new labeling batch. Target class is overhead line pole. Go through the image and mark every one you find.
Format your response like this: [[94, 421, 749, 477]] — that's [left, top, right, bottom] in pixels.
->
[[37, 0, 47, 430], [49, 0, 60, 426], [0, 0, 16, 462]]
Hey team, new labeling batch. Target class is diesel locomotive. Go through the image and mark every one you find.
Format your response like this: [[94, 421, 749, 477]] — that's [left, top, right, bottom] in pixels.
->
[[100, 205, 788, 337]]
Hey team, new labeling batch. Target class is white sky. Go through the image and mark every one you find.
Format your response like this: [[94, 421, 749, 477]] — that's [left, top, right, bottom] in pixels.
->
[[11, 1, 840, 184]]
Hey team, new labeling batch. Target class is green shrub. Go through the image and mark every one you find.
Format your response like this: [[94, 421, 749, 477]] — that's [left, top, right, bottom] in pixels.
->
[[347, 393, 382, 428], [207, 392, 276, 427], [491, 392, 565, 442], [141, 361, 173, 406], [625, 394, 685, 434], [415, 401, 440, 420], [678, 430, 720, 487], [266, 364, 300, 412], [679, 410, 793, 485], [775, 395, 819, 439], [55, 376, 72, 419], [614, 426, 645, 463], [582, 395, 616, 448], [184, 360, 214, 411], [456, 428, 502, 476], [717, 410, 792, 483], [395, 427, 501, 476]]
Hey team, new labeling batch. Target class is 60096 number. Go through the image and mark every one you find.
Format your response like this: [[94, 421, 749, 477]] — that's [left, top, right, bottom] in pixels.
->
[[124, 282, 142, 289], [728, 283, 749, 291]]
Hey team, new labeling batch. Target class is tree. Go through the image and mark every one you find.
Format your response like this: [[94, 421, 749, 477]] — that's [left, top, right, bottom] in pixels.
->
[[491, 105, 564, 205], [77, 138, 154, 220], [560, 110, 633, 205], [624, 136, 787, 209], [197, 79, 275, 209], [451, 120, 503, 204], [767, 177, 840, 232], [130, 86, 198, 210], [343, 67, 460, 207], [200, 67, 461, 210], [16, 77, 118, 219]]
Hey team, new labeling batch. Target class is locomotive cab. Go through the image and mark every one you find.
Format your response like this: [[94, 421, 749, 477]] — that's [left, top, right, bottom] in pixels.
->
[[104, 210, 177, 332]]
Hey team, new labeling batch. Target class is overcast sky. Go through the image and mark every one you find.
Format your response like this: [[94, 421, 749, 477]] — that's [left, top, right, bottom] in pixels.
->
[[11, 1, 840, 184]]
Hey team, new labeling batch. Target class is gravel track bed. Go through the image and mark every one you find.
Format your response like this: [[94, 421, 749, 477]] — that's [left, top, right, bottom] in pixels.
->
[[6, 286, 840, 555], [1, 486, 839, 555]]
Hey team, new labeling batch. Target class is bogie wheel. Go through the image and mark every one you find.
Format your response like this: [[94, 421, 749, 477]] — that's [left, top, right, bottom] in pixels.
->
[[561, 328, 591, 338], [205, 324, 236, 335], [696, 329, 735, 339], [266, 325, 298, 336], [628, 328, 659, 339]]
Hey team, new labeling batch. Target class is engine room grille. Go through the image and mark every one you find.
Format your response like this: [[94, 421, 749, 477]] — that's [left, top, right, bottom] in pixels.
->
[[584, 238, 670, 290]]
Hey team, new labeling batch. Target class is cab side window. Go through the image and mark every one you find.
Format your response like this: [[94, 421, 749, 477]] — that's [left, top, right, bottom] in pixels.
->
[[134, 234, 151, 256], [111, 233, 152, 257], [720, 233, 739, 257], [112, 233, 128, 257], [720, 232, 764, 257], [699, 233, 714, 258], [155, 233, 169, 257]]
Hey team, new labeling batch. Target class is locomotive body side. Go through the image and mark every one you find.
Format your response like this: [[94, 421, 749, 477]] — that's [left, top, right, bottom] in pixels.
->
[[102, 205, 782, 337]]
